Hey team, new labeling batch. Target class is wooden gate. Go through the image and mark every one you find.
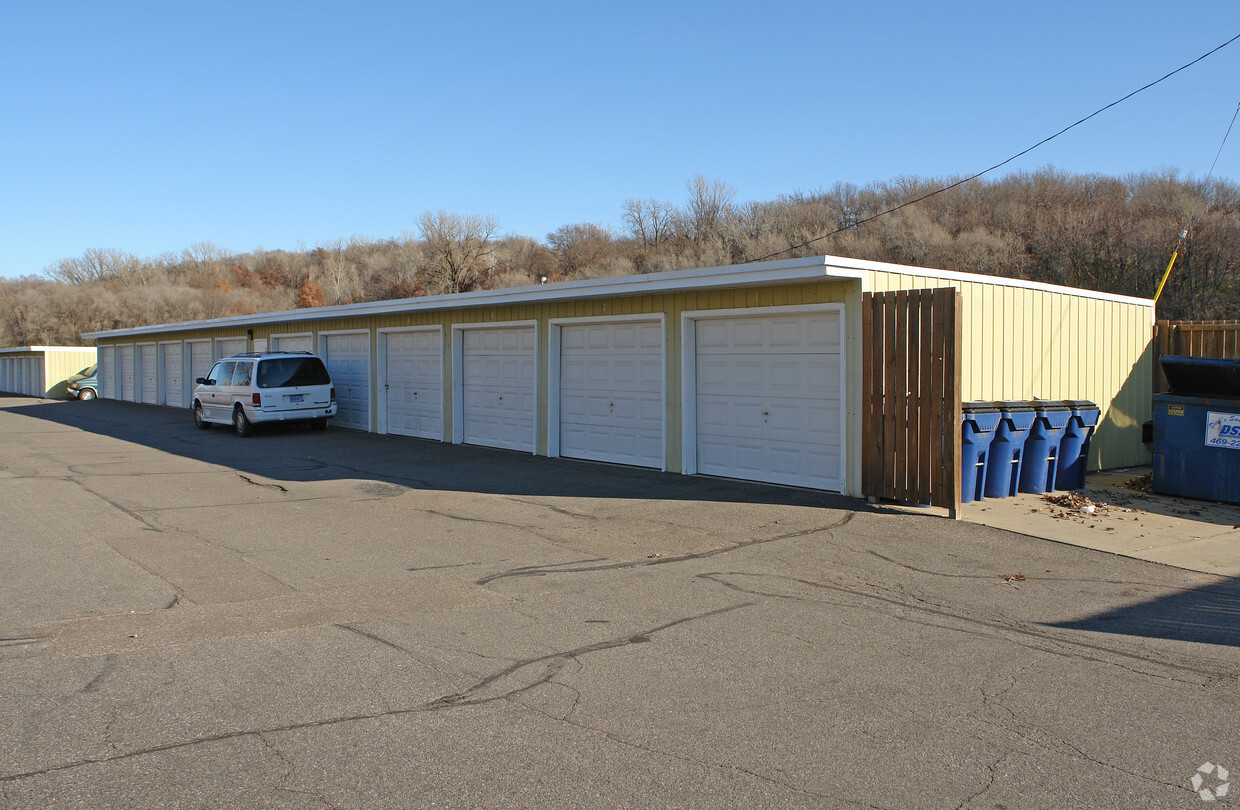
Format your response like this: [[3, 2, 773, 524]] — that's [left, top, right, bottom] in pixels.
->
[[1153, 320, 1240, 393], [862, 288, 962, 517]]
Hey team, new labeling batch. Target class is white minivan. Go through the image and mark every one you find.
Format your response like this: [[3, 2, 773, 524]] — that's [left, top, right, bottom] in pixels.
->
[[193, 352, 337, 436]]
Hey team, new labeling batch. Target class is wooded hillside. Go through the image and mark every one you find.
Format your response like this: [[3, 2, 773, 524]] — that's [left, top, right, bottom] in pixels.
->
[[3, 168, 1236, 347]]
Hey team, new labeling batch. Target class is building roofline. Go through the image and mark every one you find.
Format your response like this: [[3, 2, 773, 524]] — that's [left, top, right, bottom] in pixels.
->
[[830, 254, 1156, 307], [0, 346, 98, 354], [81, 253, 1155, 340], [82, 256, 861, 339]]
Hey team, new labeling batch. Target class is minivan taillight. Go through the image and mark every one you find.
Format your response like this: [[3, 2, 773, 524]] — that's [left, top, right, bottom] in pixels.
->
[[252, 393, 262, 407], [330, 387, 336, 402]]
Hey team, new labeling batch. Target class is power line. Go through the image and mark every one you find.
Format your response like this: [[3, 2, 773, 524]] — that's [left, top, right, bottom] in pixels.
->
[[754, 32, 1240, 263]]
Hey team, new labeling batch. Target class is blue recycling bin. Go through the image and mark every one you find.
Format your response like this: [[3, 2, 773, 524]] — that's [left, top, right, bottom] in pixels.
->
[[984, 402, 1036, 498], [1056, 400, 1100, 490], [961, 402, 1002, 503], [1018, 401, 1072, 494]]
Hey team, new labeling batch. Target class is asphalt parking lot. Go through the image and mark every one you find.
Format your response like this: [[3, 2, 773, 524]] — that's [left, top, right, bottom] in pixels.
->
[[2, 395, 1239, 809]]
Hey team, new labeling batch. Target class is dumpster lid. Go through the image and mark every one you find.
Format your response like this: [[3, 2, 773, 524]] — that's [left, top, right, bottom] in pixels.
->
[[1030, 399, 1071, 412], [1160, 355, 1240, 398], [992, 400, 1035, 412], [1061, 399, 1098, 410], [963, 401, 1000, 413]]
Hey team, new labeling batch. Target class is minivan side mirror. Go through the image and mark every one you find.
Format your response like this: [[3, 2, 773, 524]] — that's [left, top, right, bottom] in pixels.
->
[[195, 377, 208, 385]]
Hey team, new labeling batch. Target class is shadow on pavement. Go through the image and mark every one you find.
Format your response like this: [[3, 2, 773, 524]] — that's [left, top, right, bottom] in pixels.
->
[[0, 396, 858, 510], [1050, 576, 1240, 648]]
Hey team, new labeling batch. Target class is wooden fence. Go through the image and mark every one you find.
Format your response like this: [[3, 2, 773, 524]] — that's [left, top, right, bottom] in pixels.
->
[[861, 288, 962, 518], [1153, 320, 1240, 392]]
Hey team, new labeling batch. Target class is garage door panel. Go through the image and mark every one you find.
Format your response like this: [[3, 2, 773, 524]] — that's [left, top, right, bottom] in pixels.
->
[[272, 335, 313, 353], [385, 331, 442, 439], [562, 356, 660, 393], [698, 436, 840, 490], [119, 346, 135, 402], [162, 345, 184, 408], [188, 342, 212, 393], [694, 312, 843, 491], [697, 356, 836, 399], [99, 347, 116, 399], [324, 334, 370, 431], [461, 326, 536, 453], [697, 316, 840, 355], [138, 346, 157, 404], [217, 338, 247, 359], [558, 321, 663, 469]]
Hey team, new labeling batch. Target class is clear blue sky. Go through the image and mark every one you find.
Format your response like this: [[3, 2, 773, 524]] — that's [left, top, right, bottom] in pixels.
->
[[2, 1, 1238, 279]]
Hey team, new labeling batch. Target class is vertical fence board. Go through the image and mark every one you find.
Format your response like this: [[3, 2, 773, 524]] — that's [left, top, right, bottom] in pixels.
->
[[862, 289, 962, 517], [1153, 320, 1240, 393]]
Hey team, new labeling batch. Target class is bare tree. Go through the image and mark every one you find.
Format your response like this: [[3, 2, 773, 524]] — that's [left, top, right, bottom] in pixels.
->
[[683, 175, 736, 242], [45, 248, 145, 285], [311, 243, 361, 304], [546, 223, 613, 276], [417, 211, 500, 294], [621, 198, 676, 248]]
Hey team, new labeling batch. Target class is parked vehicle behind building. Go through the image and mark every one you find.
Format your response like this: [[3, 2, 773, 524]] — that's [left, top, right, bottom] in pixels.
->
[[193, 352, 336, 436], [66, 364, 99, 400]]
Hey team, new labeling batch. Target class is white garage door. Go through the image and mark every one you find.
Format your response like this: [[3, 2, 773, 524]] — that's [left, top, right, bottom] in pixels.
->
[[460, 327, 536, 452], [384, 330, 442, 439], [216, 337, 247, 359], [138, 345, 157, 404], [694, 312, 843, 491], [272, 334, 313, 353], [119, 345, 135, 402], [558, 321, 663, 468], [187, 341, 212, 392], [323, 333, 370, 430], [98, 347, 115, 399], [162, 343, 184, 408]]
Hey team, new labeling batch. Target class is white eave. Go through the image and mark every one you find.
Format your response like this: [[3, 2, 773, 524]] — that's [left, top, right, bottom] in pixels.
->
[[82, 256, 864, 339], [80, 252, 1155, 341], [0, 345, 97, 354]]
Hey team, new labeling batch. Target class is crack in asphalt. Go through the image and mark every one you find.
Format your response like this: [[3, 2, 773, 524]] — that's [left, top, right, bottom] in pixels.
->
[[475, 512, 856, 585], [427, 603, 752, 708], [64, 476, 161, 531], [954, 751, 1009, 810], [0, 606, 748, 785], [237, 474, 288, 492]]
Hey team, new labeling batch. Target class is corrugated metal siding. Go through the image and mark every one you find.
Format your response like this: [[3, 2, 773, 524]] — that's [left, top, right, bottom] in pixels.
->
[[865, 270, 1153, 469], [0, 348, 96, 398], [44, 349, 98, 399]]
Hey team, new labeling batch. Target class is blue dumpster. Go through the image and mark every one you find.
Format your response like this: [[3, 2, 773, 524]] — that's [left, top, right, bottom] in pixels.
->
[[984, 402, 1035, 499], [961, 402, 1002, 503], [1018, 401, 1071, 494], [1056, 399, 1100, 490]]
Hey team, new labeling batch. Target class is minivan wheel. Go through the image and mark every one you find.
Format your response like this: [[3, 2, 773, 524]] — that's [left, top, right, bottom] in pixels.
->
[[233, 406, 254, 437], [78, 388, 96, 401], [194, 403, 211, 430]]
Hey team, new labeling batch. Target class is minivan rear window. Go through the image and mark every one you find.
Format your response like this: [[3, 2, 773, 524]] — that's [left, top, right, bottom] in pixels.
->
[[257, 357, 331, 388]]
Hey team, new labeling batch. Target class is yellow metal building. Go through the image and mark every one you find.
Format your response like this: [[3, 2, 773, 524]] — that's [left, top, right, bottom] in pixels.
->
[[83, 255, 1154, 498], [0, 346, 98, 400]]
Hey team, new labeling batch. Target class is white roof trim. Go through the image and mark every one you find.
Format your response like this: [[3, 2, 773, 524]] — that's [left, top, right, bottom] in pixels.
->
[[82, 256, 863, 339], [831, 254, 1156, 307], [81, 252, 1155, 341], [0, 345, 98, 354]]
